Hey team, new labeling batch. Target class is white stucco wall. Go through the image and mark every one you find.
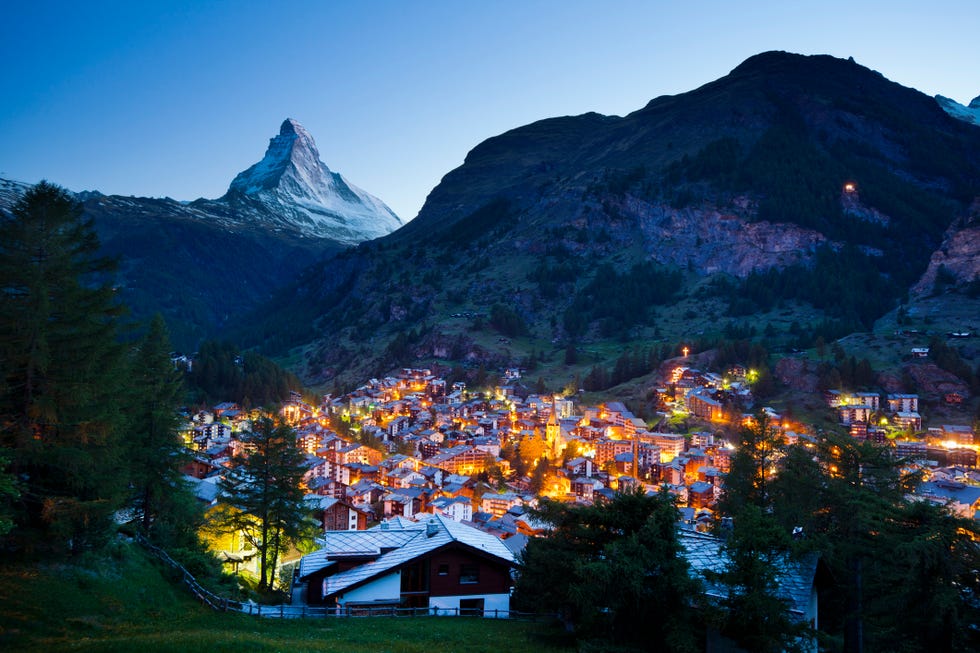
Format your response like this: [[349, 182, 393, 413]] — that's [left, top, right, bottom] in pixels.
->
[[429, 592, 510, 617], [335, 570, 401, 604]]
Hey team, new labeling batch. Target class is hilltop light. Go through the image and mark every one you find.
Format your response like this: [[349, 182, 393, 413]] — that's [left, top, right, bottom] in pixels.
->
[[682, 346, 690, 357], [844, 182, 857, 193]]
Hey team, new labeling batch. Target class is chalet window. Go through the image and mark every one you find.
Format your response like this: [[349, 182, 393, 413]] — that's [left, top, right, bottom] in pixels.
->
[[459, 563, 479, 584], [437, 563, 449, 576]]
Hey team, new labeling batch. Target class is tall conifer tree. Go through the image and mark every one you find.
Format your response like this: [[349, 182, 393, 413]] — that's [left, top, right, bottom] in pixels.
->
[[127, 314, 194, 543], [0, 182, 127, 552], [212, 415, 311, 590]]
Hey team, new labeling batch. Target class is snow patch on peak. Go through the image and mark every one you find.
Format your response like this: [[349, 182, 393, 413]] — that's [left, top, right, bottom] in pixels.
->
[[223, 119, 402, 243], [936, 95, 980, 127]]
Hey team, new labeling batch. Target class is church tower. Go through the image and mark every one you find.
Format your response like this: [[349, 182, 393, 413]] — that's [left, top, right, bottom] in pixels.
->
[[545, 397, 562, 457]]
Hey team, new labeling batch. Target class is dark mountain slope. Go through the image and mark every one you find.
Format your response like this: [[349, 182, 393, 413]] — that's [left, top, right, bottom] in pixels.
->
[[401, 51, 977, 242], [0, 120, 400, 350], [239, 52, 980, 387]]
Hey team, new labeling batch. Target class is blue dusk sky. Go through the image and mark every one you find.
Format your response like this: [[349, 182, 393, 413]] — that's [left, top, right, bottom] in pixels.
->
[[1, 1, 978, 222]]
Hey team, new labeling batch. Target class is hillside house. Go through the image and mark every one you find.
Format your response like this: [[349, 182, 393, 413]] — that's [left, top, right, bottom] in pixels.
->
[[430, 496, 473, 522], [838, 404, 872, 425], [887, 393, 919, 414], [688, 388, 724, 421], [892, 411, 922, 431], [306, 495, 369, 531], [941, 424, 974, 445], [297, 514, 514, 614]]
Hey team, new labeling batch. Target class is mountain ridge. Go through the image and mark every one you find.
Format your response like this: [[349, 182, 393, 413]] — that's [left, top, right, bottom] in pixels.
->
[[237, 51, 980, 390], [0, 119, 401, 348]]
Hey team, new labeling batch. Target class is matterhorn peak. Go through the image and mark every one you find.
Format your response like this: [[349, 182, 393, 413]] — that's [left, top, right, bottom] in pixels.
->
[[222, 119, 402, 243], [228, 118, 325, 196]]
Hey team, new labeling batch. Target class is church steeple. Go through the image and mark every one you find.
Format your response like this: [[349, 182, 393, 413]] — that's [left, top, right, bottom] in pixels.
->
[[546, 397, 561, 456]]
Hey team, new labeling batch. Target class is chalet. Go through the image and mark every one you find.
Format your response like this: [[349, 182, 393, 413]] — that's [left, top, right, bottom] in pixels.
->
[[300, 455, 330, 487], [426, 445, 489, 476], [687, 481, 715, 509], [335, 443, 385, 466], [595, 437, 632, 467], [887, 393, 919, 414], [946, 448, 978, 467], [213, 402, 239, 416], [480, 492, 524, 517], [614, 451, 635, 476], [565, 456, 594, 477], [650, 432, 685, 462], [688, 388, 723, 421], [894, 439, 927, 460], [849, 422, 869, 440], [664, 462, 685, 486], [892, 411, 922, 431], [689, 432, 714, 448], [347, 480, 386, 506], [297, 514, 514, 615], [430, 496, 473, 522], [571, 476, 604, 501], [180, 454, 220, 479], [838, 404, 871, 426], [305, 495, 369, 531], [941, 424, 974, 445], [384, 490, 425, 518]]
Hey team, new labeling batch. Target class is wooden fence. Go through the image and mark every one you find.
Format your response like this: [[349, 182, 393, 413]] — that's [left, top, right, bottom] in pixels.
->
[[136, 535, 548, 621]]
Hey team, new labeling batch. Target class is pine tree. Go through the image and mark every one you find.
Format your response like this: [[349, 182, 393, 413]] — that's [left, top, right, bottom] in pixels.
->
[[127, 314, 195, 544], [513, 487, 702, 651], [0, 182, 128, 552], [717, 412, 784, 514], [212, 416, 312, 590]]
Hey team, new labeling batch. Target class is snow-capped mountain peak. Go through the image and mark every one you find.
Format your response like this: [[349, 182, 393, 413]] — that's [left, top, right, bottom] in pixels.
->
[[228, 118, 321, 195], [936, 94, 980, 127], [223, 118, 402, 243]]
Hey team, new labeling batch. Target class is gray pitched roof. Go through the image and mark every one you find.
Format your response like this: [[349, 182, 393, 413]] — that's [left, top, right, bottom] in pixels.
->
[[299, 513, 514, 599], [678, 530, 818, 617]]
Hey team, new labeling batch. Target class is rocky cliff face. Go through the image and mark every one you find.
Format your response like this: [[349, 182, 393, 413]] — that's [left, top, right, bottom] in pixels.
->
[[912, 203, 980, 297], [508, 190, 829, 277]]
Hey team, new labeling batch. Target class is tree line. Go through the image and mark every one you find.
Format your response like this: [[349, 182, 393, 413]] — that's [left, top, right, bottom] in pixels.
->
[[0, 184, 313, 595], [515, 415, 980, 652], [0, 182, 199, 554]]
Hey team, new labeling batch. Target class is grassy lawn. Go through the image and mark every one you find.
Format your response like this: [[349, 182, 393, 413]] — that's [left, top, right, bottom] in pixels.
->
[[0, 541, 570, 653]]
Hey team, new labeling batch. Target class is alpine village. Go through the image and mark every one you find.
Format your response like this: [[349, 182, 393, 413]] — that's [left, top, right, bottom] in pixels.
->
[[5, 51, 980, 653]]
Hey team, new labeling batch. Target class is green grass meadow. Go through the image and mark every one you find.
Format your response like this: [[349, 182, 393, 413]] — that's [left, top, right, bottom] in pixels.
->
[[0, 541, 570, 653]]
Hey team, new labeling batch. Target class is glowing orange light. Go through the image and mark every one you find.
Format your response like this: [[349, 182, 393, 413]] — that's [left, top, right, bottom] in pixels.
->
[[682, 346, 690, 357]]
